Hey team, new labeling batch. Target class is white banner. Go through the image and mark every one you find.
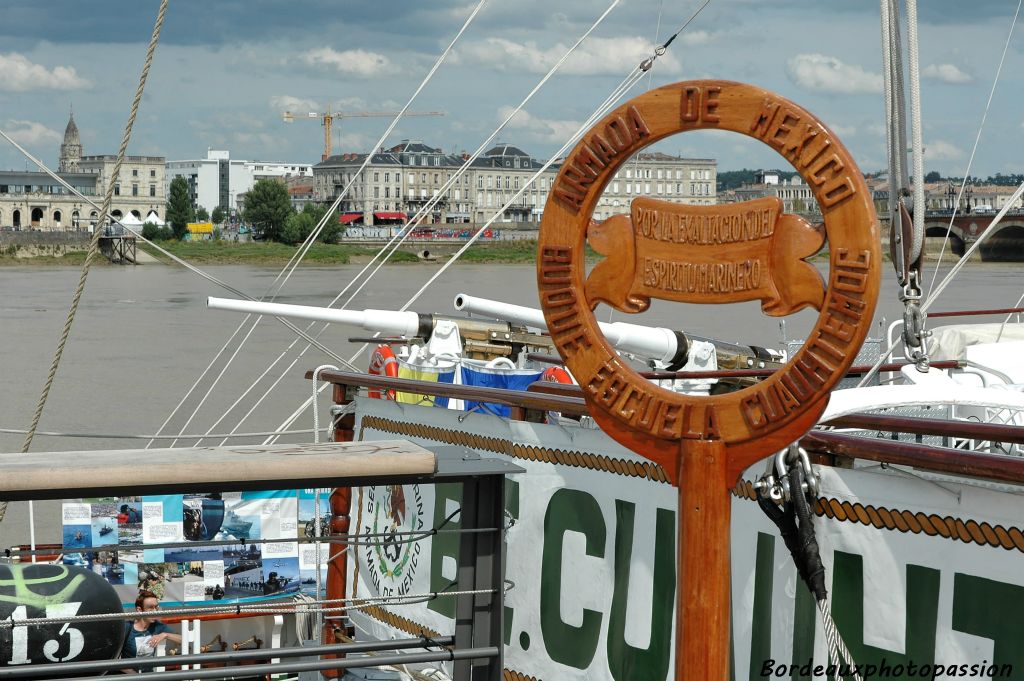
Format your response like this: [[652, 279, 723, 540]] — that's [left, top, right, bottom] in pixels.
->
[[352, 398, 1024, 680]]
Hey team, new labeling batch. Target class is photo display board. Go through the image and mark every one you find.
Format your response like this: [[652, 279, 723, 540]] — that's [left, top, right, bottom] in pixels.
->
[[61, 488, 331, 604]]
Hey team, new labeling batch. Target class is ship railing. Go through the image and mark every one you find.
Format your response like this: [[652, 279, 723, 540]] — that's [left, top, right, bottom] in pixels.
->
[[311, 369, 1024, 486], [0, 440, 519, 680]]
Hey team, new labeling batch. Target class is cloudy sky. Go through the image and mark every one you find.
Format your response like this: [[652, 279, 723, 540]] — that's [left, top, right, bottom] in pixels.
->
[[0, 0, 1020, 178]]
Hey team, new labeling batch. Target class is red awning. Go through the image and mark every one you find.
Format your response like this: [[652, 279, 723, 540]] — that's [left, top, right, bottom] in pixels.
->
[[373, 211, 407, 220], [339, 213, 362, 224]]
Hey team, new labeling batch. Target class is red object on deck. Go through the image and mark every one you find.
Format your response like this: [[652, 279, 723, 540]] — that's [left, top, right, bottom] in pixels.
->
[[339, 213, 362, 224], [372, 211, 406, 221]]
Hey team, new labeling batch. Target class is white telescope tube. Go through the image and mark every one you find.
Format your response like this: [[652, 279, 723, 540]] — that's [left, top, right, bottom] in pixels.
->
[[454, 293, 682, 365], [208, 297, 424, 338]]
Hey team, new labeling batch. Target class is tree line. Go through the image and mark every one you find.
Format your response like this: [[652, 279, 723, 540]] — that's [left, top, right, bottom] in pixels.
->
[[148, 177, 342, 245]]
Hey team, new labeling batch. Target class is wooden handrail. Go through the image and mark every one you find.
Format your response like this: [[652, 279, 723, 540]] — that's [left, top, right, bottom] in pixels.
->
[[929, 307, 1024, 318], [307, 369, 590, 416], [825, 413, 1024, 444], [801, 431, 1024, 484], [307, 370, 1024, 485], [526, 353, 964, 379]]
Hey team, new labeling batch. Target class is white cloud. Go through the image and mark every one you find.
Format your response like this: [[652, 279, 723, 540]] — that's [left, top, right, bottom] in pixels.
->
[[0, 53, 92, 91], [299, 48, 392, 78], [865, 123, 887, 138], [677, 30, 714, 46], [786, 54, 882, 94], [456, 36, 681, 76], [270, 95, 320, 115], [829, 123, 857, 137], [231, 131, 284, 150], [922, 63, 972, 84], [925, 139, 964, 161], [499, 107, 582, 143], [4, 120, 61, 146]]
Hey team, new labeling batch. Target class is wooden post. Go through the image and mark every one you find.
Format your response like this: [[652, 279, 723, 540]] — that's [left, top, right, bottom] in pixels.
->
[[322, 385, 355, 677], [676, 440, 731, 681]]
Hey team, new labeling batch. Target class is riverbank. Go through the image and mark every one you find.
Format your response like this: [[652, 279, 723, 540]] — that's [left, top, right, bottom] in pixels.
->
[[0, 237, 983, 267], [0, 239, 551, 266]]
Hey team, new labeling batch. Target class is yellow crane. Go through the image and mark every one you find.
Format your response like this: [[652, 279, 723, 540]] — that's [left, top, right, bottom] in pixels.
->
[[282, 108, 445, 161]]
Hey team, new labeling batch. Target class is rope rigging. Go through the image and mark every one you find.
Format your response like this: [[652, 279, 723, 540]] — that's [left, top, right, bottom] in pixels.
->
[[0, 1, 169, 524], [755, 446, 862, 681], [858, 0, 1022, 388], [267, 1, 708, 444], [148, 0, 490, 449]]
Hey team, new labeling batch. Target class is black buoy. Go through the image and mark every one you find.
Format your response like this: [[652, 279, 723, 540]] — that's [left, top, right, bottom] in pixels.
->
[[0, 563, 124, 671]]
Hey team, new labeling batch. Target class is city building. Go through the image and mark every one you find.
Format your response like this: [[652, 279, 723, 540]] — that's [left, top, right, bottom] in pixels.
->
[[79, 154, 166, 222], [593, 152, 717, 220], [871, 177, 1024, 215], [723, 170, 817, 215], [0, 113, 165, 231], [58, 111, 82, 173], [314, 141, 718, 226], [466, 144, 557, 224], [314, 141, 469, 225], [166, 150, 313, 215]]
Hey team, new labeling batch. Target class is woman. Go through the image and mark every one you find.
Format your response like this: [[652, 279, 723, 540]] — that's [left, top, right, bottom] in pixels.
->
[[121, 590, 181, 672]]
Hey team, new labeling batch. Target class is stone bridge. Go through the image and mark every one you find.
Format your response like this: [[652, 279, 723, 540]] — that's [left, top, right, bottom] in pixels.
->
[[922, 212, 1024, 261]]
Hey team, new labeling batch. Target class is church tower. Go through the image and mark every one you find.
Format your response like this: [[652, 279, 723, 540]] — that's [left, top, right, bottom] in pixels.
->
[[59, 110, 82, 173]]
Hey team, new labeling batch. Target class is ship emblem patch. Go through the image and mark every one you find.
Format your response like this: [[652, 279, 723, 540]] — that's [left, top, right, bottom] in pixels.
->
[[364, 484, 425, 597]]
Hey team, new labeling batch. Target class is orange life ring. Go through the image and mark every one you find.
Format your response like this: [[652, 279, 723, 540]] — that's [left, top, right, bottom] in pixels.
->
[[541, 366, 573, 424], [367, 344, 398, 399], [541, 366, 572, 384]]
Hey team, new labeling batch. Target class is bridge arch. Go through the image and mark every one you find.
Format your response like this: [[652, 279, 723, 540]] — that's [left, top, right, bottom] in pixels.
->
[[925, 225, 965, 257], [980, 225, 1024, 262]]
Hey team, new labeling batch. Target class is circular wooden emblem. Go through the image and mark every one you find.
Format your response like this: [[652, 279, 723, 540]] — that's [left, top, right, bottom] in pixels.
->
[[537, 80, 879, 482]]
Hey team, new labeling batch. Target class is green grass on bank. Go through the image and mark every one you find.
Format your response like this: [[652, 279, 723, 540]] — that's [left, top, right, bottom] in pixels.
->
[[139, 239, 552, 265], [6, 238, 664, 266], [139, 240, 421, 265]]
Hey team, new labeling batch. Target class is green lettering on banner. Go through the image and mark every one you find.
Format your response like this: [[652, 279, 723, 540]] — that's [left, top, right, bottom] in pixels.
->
[[790, 577, 816, 680], [952, 573, 1024, 674], [427, 483, 462, 619], [607, 501, 675, 681], [831, 552, 939, 680], [541, 489, 606, 669], [748, 533, 775, 681]]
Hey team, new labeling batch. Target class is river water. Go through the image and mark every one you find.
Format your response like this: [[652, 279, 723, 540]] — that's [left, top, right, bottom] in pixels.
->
[[1, 258, 1022, 548]]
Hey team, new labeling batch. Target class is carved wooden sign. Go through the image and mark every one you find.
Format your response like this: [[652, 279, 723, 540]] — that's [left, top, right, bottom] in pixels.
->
[[537, 80, 880, 482], [537, 81, 879, 681], [586, 196, 826, 316]]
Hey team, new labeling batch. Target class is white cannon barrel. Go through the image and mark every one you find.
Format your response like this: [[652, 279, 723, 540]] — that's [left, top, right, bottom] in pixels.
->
[[454, 293, 684, 365], [208, 297, 427, 338]]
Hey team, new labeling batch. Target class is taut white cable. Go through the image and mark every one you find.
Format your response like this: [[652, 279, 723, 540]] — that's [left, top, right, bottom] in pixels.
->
[[332, 2, 632, 323], [905, 0, 925, 264], [322, 0, 625, 323], [262, 7, 712, 443], [265, 66, 651, 444], [925, 0, 1021, 298], [924, 181, 1024, 312], [156, 0, 488, 445]]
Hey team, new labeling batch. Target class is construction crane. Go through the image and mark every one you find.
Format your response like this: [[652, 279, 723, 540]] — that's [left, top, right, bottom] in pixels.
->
[[282, 108, 445, 161]]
